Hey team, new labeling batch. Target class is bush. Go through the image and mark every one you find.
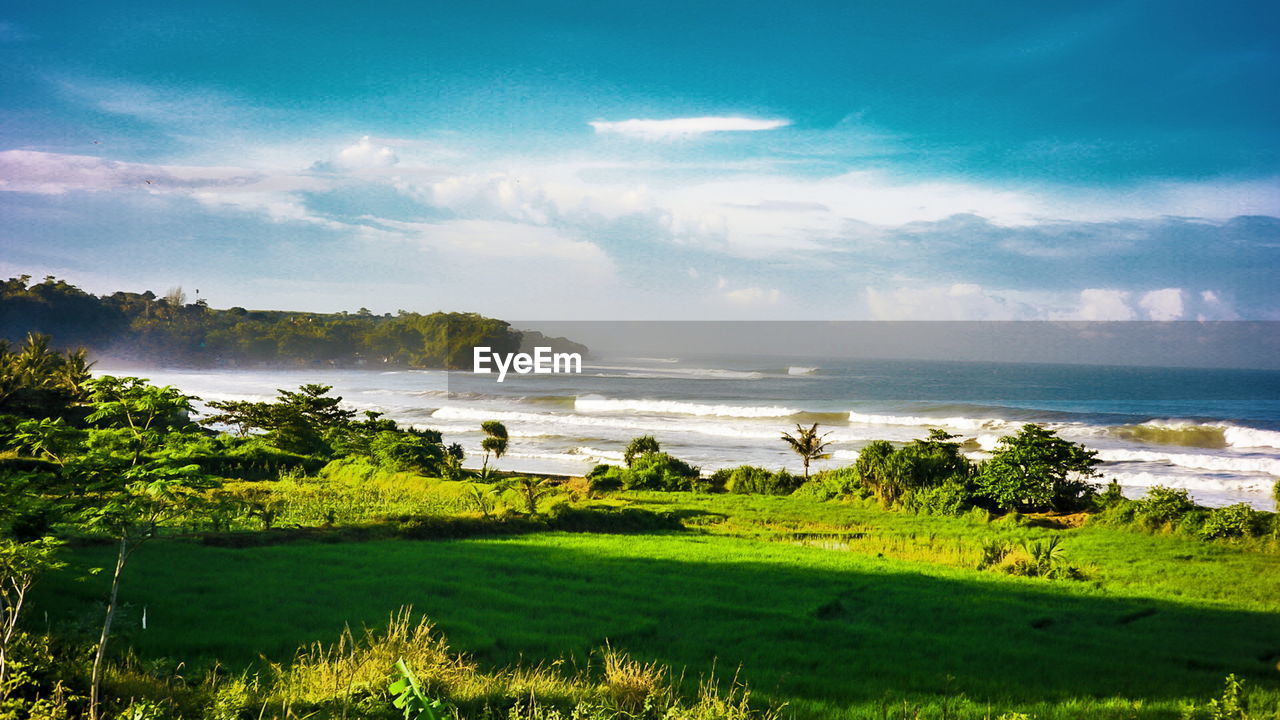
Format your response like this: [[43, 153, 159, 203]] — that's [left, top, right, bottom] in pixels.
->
[[158, 433, 323, 480], [1175, 508, 1210, 536], [586, 464, 624, 493], [1199, 503, 1262, 540], [586, 453, 701, 492], [902, 479, 973, 516], [794, 467, 864, 501], [368, 430, 444, 473], [626, 453, 700, 491], [1093, 479, 1128, 510], [1133, 485, 1197, 528], [855, 431, 975, 508], [709, 465, 803, 495]]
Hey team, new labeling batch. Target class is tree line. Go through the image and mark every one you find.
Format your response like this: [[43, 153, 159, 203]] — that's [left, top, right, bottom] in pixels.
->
[[0, 275, 586, 369]]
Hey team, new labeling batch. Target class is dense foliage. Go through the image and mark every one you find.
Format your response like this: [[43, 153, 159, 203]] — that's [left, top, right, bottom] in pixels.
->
[[973, 425, 1100, 512], [587, 451, 701, 492], [0, 275, 531, 369]]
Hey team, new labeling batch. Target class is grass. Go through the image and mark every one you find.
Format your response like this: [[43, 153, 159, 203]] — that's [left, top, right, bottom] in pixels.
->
[[38, 499, 1280, 719], [629, 492, 1280, 609]]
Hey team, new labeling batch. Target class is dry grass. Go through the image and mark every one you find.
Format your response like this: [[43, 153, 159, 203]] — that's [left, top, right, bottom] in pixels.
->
[[161, 607, 777, 720]]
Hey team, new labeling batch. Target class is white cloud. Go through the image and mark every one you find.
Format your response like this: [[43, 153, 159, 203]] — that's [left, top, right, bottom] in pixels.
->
[[58, 78, 250, 128], [865, 283, 1033, 320], [1138, 288, 1184, 320], [589, 116, 790, 139], [318, 136, 399, 171], [1195, 290, 1239, 320], [364, 218, 615, 268], [0, 150, 276, 194], [723, 286, 782, 305], [1072, 289, 1136, 320]]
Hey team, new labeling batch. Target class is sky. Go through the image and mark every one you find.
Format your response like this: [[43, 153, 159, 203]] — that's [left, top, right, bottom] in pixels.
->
[[1, 0, 1278, 320]]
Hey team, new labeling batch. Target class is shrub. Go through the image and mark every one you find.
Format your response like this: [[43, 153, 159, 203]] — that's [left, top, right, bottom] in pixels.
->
[[996, 537, 1086, 580], [586, 464, 624, 493], [794, 467, 864, 501], [976, 539, 1010, 570], [368, 430, 444, 474], [1199, 503, 1262, 540], [1134, 486, 1197, 528], [585, 453, 700, 492], [1094, 479, 1128, 510], [1175, 508, 1210, 536], [902, 479, 973, 516], [627, 453, 700, 491], [855, 431, 975, 509], [709, 465, 803, 495]]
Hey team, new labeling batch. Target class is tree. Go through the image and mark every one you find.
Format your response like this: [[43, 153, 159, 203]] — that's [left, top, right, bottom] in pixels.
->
[[623, 436, 660, 468], [80, 377, 214, 720], [9, 417, 81, 465], [780, 423, 831, 479], [85, 376, 195, 465], [480, 421, 508, 478], [0, 333, 94, 419], [974, 424, 1099, 512], [82, 462, 213, 720], [203, 384, 355, 455], [86, 377, 193, 438], [0, 538, 63, 703]]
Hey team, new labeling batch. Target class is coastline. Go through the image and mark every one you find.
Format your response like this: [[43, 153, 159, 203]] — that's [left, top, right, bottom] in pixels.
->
[[87, 361, 1280, 511]]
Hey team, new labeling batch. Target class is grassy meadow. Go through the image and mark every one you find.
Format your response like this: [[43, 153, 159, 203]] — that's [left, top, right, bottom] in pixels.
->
[[36, 486, 1280, 719]]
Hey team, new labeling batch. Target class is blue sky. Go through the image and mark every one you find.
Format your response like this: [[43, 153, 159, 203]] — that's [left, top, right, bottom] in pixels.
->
[[1, 0, 1277, 319]]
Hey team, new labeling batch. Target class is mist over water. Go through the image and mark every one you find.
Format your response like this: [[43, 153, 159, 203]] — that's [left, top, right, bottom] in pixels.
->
[[95, 354, 1280, 510]]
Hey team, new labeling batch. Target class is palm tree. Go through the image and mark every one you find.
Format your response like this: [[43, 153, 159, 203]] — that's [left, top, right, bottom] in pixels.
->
[[499, 475, 555, 516], [480, 420, 508, 478], [781, 423, 831, 480]]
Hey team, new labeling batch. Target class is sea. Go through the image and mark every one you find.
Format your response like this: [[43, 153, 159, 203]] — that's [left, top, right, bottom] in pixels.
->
[[93, 355, 1280, 510]]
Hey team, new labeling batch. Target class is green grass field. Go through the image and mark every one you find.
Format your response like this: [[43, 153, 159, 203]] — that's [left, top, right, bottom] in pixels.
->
[[38, 491, 1280, 719]]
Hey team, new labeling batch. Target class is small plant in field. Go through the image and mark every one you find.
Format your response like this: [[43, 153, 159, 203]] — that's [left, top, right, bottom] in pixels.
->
[[390, 658, 449, 720], [464, 485, 496, 519], [1024, 537, 1064, 573], [996, 537, 1086, 580], [975, 539, 1009, 570], [1180, 674, 1249, 720], [600, 646, 668, 711], [499, 476, 556, 516]]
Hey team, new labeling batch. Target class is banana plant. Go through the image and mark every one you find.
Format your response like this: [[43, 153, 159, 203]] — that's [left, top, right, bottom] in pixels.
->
[[389, 658, 449, 720]]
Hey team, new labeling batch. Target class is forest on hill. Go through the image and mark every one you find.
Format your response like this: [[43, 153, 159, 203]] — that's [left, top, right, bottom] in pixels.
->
[[0, 275, 585, 369]]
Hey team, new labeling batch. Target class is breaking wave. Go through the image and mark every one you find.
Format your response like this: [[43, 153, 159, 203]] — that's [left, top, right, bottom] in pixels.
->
[[575, 396, 800, 418], [1110, 421, 1280, 450], [1096, 448, 1280, 476]]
